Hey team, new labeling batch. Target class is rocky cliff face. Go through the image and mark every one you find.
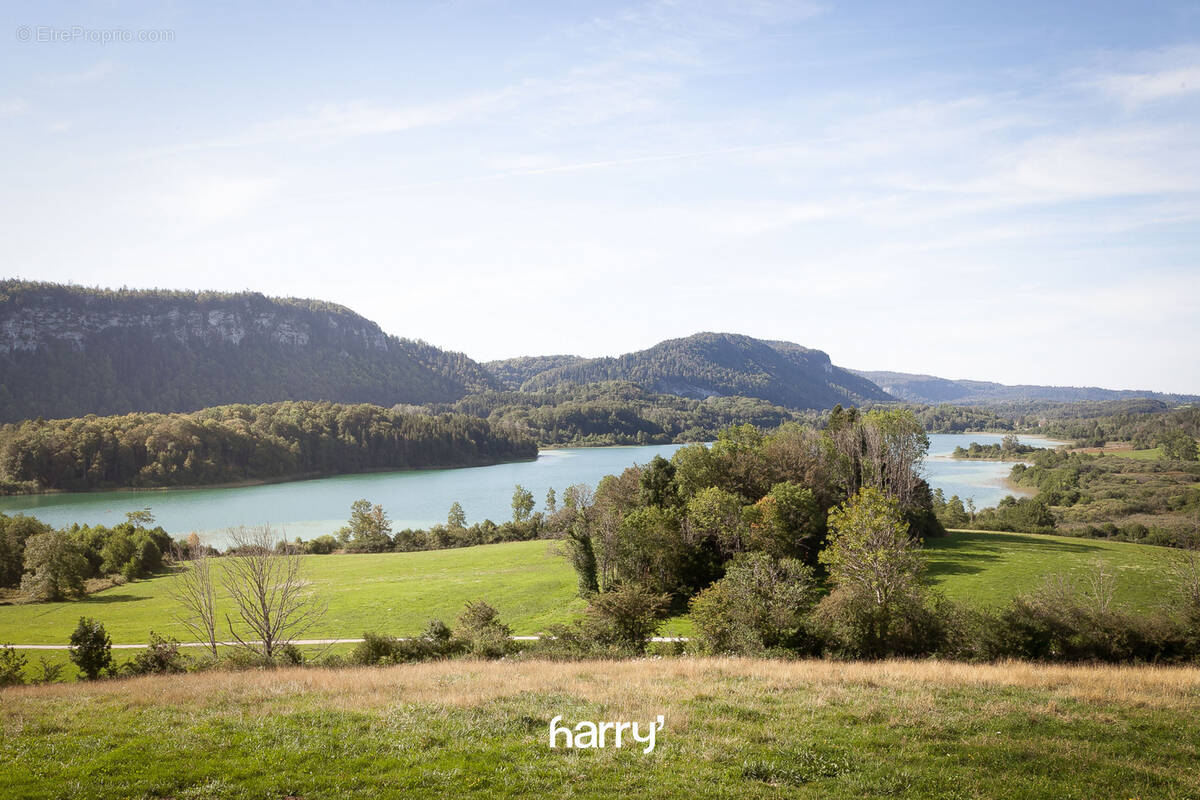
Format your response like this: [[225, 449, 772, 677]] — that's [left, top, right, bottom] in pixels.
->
[[0, 281, 494, 422], [0, 290, 390, 355]]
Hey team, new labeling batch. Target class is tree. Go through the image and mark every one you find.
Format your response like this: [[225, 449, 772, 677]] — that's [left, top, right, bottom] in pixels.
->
[[169, 539, 219, 657], [1161, 430, 1199, 461], [817, 487, 926, 655], [685, 486, 746, 557], [68, 617, 112, 680], [0, 645, 27, 687], [337, 499, 392, 552], [742, 482, 824, 562], [125, 508, 155, 527], [447, 502, 467, 530], [638, 455, 678, 507], [544, 487, 557, 514], [20, 531, 88, 601], [221, 525, 327, 660], [511, 484, 535, 523]]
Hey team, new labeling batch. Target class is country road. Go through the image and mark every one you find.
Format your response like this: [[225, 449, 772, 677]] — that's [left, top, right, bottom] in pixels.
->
[[9, 636, 690, 650]]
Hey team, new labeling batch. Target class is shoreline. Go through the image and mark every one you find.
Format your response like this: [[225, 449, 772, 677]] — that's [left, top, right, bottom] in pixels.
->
[[0, 455, 540, 499]]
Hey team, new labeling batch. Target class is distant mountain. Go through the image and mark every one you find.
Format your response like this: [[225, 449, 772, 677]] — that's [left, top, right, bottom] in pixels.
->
[[0, 281, 497, 422], [852, 369, 1200, 405], [511, 332, 892, 409]]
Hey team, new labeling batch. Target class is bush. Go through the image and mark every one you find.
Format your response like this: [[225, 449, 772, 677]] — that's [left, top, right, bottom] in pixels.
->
[[123, 631, 187, 675], [980, 572, 1187, 663], [32, 657, 64, 684], [456, 601, 512, 659], [581, 584, 670, 653], [690, 552, 819, 655], [304, 535, 338, 555], [0, 644, 26, 686], [68, 617, 113, 680], [348, 620, 465, 666], [812, 586, 948, 659]]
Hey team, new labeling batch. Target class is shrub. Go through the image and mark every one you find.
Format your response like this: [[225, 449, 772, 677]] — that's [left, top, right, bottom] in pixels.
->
[[456, 601, 512, 659], [304, 535, 338, 555], [812, 585, 947, 659], [348, 621, 464, 666], [123, 631, 187, 675], [32, 656, 64, 685], [0, 644, 27, 686], [68, 617, 113, 680], [690, 552, 819, 655], [981, 572, 1188, 663], [581, 584, 670, 653]]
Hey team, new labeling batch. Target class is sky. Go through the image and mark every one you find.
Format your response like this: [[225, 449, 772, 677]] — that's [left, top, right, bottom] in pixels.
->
[[2, 1, 1198, 393]]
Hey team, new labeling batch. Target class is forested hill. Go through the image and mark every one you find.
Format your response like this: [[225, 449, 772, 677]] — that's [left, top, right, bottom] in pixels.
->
[[0, 281, 497, 422], [484, 355, 587, 390], [853, 369, 1200, 406], [0, 401, 537, 492], [513, 332, 892, 409]]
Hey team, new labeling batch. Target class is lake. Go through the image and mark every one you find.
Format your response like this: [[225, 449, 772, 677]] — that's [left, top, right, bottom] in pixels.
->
[[0, 433, 1064, 545]]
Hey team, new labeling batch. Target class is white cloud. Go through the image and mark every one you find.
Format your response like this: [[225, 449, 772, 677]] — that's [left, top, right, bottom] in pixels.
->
[[0, 98, 29, 118]]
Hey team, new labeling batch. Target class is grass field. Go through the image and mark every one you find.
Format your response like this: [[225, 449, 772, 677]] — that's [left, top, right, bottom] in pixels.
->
[[0, 540, 585, 646], [4, 657, 1200, 799], [2, 531, 1185, 683], [1, 531, 1182, 650], [925, 529, 1179, 609]]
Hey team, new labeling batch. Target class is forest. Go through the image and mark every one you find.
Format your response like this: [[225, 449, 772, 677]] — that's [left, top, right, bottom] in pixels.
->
[[433, 381, 816, 445], [0, 401, 536, 493]]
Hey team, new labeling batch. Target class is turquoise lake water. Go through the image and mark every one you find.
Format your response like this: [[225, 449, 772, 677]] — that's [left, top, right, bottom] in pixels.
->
[[0, 433, 1064, 544]]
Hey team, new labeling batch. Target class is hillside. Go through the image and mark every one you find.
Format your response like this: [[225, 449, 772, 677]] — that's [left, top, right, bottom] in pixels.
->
[[514, 333, 892, 410], [854, 369, 1200, 405], [0, 281, 497, 422], [484, 354, 587, 390]]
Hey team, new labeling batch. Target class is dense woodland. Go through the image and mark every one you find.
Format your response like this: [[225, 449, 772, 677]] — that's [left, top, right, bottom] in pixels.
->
[[0, 401, 536, 492], [432, 381, 815, 445]]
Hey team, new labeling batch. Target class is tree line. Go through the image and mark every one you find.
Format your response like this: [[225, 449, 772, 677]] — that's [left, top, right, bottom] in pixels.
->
[[0, 400, 537, 492]]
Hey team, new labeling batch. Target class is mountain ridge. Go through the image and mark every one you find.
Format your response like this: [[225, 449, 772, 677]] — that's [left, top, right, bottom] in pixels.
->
[[0, 280, 497, 422], [851, 369, 1200, 406], [499, 332, 893, 410]]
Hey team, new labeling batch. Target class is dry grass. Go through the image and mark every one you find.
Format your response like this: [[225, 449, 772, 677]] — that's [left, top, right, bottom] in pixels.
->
[[8, 656, 1200, 714]]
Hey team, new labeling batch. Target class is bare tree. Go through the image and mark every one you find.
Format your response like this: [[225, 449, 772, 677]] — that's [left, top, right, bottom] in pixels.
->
[[169, 536, 219, 657], [221, 525, 326, 660]]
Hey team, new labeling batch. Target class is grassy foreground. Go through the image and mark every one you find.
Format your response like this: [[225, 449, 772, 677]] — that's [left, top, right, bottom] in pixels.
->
[[4, 657, 1200, 799]]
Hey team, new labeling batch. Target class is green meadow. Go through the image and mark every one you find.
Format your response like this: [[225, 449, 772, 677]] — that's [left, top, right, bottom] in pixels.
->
[[1, 530, 1182, 666]]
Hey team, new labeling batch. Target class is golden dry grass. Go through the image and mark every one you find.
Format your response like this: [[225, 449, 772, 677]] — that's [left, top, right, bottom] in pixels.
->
[[8, 656, 1200, 714]]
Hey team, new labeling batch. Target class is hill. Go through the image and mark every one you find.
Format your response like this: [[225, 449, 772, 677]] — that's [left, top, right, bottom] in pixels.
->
[[513, 333, 892, 410], [854, 369, 1200, 405], [0, 281, 497, 422], [484, 354, 587, 390]]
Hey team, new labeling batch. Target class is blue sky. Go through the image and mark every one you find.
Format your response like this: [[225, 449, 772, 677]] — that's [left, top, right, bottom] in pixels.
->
[[2, 1, 1198, 392]]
